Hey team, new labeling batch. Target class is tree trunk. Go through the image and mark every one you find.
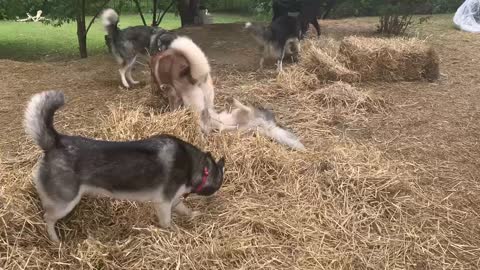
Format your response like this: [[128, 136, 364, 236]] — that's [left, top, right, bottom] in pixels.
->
[[133, 0, 147, 26], [322, 0, 336, 19], [152, 0, 158, 26], [177, 0, 199, 27], [76, 0, 87, 58]]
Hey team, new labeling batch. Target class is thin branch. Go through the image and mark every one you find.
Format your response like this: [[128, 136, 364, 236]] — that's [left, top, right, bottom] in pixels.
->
[[133, 0, 147, 26], [86, 0, 111, 34], [156, 0, 176, 26], [152, 0, 158, 26]]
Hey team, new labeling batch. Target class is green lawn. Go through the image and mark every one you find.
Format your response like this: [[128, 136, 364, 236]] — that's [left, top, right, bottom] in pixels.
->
[[0, 13, 254, 61]]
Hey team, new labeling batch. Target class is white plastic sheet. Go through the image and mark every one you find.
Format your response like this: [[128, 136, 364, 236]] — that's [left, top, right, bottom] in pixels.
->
[[454, 0, 480, 33]]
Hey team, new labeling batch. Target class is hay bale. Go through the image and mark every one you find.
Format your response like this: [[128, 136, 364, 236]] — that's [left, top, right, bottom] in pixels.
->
[[339, 36, 440, 82], [311, 82, 386, 113], [300, 39, 360, 83]]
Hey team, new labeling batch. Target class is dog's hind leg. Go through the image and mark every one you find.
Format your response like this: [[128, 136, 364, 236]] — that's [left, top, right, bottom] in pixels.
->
[[257, 46, 266, 71], [312, 19, 321, 37], [126, 56, 139, 85], [119, 63, 130, 88], [154, 201, 172, 228], [43, 195, 82, 242], [277, 46, 286, 72], [167, 88, 182, 111]]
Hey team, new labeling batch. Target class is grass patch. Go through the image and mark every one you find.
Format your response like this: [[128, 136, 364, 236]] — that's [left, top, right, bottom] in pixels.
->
[[0, 12, 253, 61]]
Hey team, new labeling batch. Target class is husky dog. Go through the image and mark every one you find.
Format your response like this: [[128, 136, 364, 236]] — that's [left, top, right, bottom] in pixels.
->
[[272, 0, 322, 39], [149, 36, 305, 149], [24, 91, 225, 242], [150, 36, 215, 133], [101, 9, 175, 88], [210, 99, 306, 150], [245, 15, 301, 71], [149, 28, 178, 54]]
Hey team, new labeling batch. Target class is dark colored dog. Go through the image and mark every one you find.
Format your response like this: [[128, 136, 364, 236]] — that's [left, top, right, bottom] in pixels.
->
[[24, 91, 225, 242], [272, 0, 322, 39], [245, 15, 301, 71]]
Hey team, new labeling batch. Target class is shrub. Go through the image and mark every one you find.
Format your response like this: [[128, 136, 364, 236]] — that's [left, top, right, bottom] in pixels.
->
[[374, 0, 431, 35]]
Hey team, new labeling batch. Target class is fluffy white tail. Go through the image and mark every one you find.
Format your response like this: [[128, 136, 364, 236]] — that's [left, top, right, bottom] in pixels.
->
[[170, 36, 211, 81], [260, 126, 306, 151], [24, 91, 65, 150], [101, 8, 119, 28]]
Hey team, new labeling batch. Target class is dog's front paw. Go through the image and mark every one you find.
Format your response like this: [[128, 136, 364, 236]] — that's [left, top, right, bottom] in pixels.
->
[[190, 211, 201, 219], [158, 220, 172, 229]]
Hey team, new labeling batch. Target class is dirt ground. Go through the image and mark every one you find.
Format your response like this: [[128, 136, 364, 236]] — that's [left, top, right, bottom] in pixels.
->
[[1, 16, 479, 269]]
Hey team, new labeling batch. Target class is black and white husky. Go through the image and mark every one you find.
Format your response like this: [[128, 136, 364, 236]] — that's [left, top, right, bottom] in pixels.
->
[[245, 15, 301, 72], [24, 91, 225, 242], [101, 8, 177, 88]]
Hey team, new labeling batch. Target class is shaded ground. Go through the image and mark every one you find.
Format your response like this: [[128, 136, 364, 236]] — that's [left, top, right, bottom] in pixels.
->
[[0, 15, 479, 269]]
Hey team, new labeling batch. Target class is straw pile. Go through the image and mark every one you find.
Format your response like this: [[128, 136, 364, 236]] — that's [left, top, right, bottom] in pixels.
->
[[310, 82, 386, 113], [299, 39, 360, 83], [277, 38, 359, 93], [1, 96, 477, 268], [339, 36, 440, 82], [279, 36, 440, 88]]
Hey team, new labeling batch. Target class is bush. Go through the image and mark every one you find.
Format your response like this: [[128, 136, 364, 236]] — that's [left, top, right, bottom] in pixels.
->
[[375, 0, 431, 35], [0, 0, 45, 20]]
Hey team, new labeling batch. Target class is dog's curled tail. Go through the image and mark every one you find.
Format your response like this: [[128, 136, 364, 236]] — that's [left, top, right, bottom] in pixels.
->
[[101, 8, 119, 28], [261, 126, 306, 151], [24, 91, 64, 151], [170, 36, 210, 81]]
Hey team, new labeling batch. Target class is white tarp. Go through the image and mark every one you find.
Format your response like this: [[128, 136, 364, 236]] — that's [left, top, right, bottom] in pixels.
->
[[454, 0, 480, 33]]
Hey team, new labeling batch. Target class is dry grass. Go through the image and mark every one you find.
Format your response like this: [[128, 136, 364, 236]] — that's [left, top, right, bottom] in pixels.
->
[[0, 95, 477, 269], [298, 39, 360, 83], [279, 36, 440, 87], [310, 82, 387, 113], [339, 36, 440, 82], [1, 16, 479, 270]]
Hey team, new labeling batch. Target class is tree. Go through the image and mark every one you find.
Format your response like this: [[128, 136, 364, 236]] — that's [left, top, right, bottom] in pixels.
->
[[177, 0, 200, 27], [45, 0, 111, 58], [152, 0, 176, 26]]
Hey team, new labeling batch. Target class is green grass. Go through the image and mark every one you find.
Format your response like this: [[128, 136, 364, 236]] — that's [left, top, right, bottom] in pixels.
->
[[0, 13, 254, 61]]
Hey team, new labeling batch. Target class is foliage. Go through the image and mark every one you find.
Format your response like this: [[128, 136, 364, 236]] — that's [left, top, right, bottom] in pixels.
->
[[331, 0, 463, 18], [431, 0, 464, 13], [0, 13, 252, 60], [374, 0, 431, 35], [0, 0, 45, 20], [251, 0, 271, 16]]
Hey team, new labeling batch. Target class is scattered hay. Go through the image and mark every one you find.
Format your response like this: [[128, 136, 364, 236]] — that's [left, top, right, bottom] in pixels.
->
[[300, 39, 360, 83], [1, 103, 478, 269], [311, 82, 387, 113], [339, 36, 440, 82], [277, 38, 359, 92], [276, 66, 319, 93]]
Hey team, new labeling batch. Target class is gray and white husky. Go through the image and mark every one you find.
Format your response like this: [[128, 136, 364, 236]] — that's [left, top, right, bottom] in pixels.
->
[[101, 8, 177, 88], [24, 91, 225, 242], [245, 16, 301, 72]]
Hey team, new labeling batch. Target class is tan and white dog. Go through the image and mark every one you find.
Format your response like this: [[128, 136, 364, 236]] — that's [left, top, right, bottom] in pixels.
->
[[150, 36, 214, 113], [150, 36, 305, 150]]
